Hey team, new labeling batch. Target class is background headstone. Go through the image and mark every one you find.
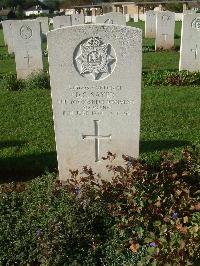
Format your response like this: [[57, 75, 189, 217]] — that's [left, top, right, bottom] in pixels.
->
[[53, 15, 71, 29], [12, 20, 43, 79], [36, 17, 49, 40], [179, 14, 200, 71], [2, 20, 15, 54], [155, 11, 175, 50], [145, 10, 156, 38], [47, 24, 142, 181], [183, 10, 196, 15], [139, 14, 145, 21], [96, 12, 126, 26], [133, 14, 138, 22], [175, 13, 183, 21], [71, 14, 85, 25]]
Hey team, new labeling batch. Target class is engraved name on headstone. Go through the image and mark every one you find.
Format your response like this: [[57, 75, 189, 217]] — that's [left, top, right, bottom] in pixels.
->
[[155, 11, 175, 50], [47, 24, 142, 180], [96, 12, 126, 26], [179, 14, 200, 71], [53, 15, 71, 29], [12, 20, 43, 79], [145, 10, 156, 38]]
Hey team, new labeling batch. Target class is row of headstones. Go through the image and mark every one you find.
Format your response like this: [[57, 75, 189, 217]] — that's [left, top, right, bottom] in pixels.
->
[[1, 12, 126, 79], [145, 10, 200, 71], [2, 18, 141, 180], [1, 13, 198, 180], [53, 12, 126, 29]]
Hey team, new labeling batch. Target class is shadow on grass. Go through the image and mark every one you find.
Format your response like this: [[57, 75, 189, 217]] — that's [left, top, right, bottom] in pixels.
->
[[140, 140, 191, 153], [0, 151, 57, 184], [0, 140, 26, 149]]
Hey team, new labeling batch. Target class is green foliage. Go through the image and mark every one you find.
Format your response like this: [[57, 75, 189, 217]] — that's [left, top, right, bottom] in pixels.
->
[[25, 71, 50, 90], [15, 5, 25, 19], [0, 53, 15, 60], [0, 147, 199, 265], [1, 73, 24, 91], [143, 70, 200, 86], [1, 72, 50, 91], [165, 3, 183, 12]]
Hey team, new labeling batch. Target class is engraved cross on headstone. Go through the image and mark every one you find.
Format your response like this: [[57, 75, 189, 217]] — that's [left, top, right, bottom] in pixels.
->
[[191, 44, 198, 59], [161, 33, 168, 42], [24, 51, 32, 66], [82, 120, 111, 162]]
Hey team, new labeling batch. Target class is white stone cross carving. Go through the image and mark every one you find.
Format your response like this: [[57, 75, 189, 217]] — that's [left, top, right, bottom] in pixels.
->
[[82, 120, 111, 162], [161, 33, 169, 42], [24, 51, 32, 66], [191, 45, 198, 59]]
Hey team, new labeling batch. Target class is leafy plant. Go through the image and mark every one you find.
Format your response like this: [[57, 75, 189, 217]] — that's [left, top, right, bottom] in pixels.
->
[[26, 71, 50, 90], [1, 73, 24, 91], [0, 72, 50, 91], [0, 147, 199, 265], [143, 70, 200, 86]]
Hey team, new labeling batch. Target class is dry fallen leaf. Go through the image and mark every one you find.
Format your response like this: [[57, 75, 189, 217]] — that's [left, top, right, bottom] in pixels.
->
[[176, 223, 188, 234], [130, 243, 139, 253], [191, 203, 200, 211]]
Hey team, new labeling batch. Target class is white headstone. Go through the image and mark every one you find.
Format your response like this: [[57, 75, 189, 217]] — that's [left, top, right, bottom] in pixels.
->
[[133, 14, 138, 22], [145, 11, 156, 38], [2, 20, 15, 54], [175, 13, 183, 21], [53, 15, 71, 29], [125, 14, 130, 23], [71, 14, 85, 25], [183, 10, 196, 15], [96, 12, 126, 26], [36, 17, 49, 39], [85, 16, 92, 24], [139, 14, 145, 21], [12, 20, 43, 79], [47, 24, 142, 181], [179, 14, 200, 71], [155, 11, 175, 50]]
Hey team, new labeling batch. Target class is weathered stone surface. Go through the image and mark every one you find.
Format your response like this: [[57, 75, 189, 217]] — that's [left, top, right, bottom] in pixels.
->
[[71, 14, 85, 25], [145, 10, 156, 38], [2, 20, 15, 54], [53, 15, 71, 29], [179, 14, 200, 71], [155, 11, 175, 50], [47, 24, 142, 180], [96, 12, 126, 26], [12, 20, 43, 79], [183, 10, 196, 15], [36, 17, 49, 39]]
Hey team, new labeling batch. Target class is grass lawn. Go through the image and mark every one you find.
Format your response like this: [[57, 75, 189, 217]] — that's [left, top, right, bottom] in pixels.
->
[[0, 22, 199, 183]]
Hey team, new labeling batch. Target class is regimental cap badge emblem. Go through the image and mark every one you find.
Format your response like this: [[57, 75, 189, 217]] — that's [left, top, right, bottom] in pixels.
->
[[74, 37, 116, 81], [191, 18, 200, 30], [20, 25, 32, 39]]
